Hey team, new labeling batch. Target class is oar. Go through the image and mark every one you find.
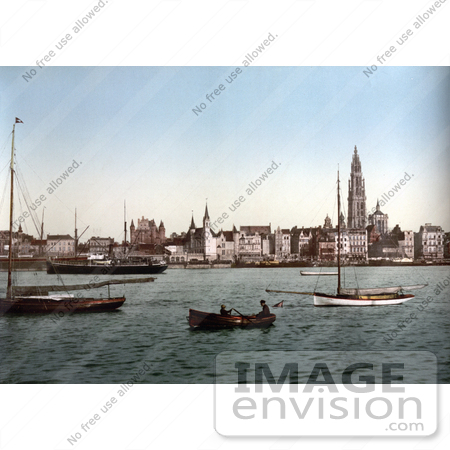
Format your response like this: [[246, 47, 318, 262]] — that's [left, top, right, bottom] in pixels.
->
[[265, 289, 315, 295], [232, 308, 255, 323]]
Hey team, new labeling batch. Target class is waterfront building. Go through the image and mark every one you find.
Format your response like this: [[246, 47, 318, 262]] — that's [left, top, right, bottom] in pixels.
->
[[274, 226, 291, 259], [237, 231, 262, 261], [235, 225, 271, 261], [130, 217, 166, 246], [89, 236, 114, 256], [390, 225, 414, 259], [399, 230, 414, 259], [317, 232, 335, 262], [347, 228, 368, 261], [347, 146, 367, 229], [47, 234, 75, 256], [414, 223, 444, 261], [444, 232, 450, 259], [290, 227, 313, 259], [215, 230, 235, 260], [185, 204, 217, 261], [30, 239, 47, 256]]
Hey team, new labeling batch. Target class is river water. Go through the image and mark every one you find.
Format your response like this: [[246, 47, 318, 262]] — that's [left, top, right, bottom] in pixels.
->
[[0, 266, 449, 383]]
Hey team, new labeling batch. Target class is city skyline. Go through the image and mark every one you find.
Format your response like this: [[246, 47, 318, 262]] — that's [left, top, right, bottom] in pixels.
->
[[1, 66, 449, 240]]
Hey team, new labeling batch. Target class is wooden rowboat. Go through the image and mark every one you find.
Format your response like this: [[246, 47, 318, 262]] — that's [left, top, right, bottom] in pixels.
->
[[188, 309, 276, 329]]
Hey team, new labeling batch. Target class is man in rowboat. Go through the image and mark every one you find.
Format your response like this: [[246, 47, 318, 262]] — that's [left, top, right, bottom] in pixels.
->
[[256, 300, 270, 318], [220, 304, 232, 316]]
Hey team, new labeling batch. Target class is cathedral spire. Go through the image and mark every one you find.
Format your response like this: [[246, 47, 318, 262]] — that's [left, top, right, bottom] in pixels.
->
[[347, 145, 366, 229], [203, 201, 210, 230], [190, 212, 195, 230]]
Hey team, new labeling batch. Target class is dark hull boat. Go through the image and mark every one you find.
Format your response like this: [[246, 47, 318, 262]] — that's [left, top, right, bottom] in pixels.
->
[[0, 296, 125, 314], [46, 260, 168, 275], [188, 309, 276, 329], [0, 277, 155, 315]]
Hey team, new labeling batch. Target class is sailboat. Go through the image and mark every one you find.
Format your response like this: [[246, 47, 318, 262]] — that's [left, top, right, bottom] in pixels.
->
[[0, 118, 154, 314], [267, 170, 427, 306]]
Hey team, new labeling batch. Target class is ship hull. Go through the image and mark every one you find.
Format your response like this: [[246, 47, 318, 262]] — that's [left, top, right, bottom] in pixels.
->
[[0, 296, 125, 314], [313, 293, 414, 306], [46, 261, 167, 275]]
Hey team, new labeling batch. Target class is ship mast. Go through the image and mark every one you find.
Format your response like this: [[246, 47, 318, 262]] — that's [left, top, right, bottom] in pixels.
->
[[74, 208, 78, 256], [39, 207, 45, 256], [7, 121, 18, 299], [123, 200, 127, 257], [337, 169, 341, 295]]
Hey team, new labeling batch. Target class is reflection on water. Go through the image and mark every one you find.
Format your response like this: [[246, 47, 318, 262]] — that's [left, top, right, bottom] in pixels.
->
[[0, 266, 449, 383]]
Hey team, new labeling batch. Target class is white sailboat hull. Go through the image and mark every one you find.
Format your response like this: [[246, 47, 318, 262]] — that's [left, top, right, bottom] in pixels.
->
[[314, 293, 415, 306], [300, 271, 337, 276]]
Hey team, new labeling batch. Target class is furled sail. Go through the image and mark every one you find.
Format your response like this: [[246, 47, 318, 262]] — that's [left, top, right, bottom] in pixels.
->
[[340, 284, 427, 296], [13, 277, 155, 296]]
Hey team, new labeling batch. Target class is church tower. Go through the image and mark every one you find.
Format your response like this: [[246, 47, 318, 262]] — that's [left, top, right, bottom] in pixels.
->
[[202, 202, 214, 260], [347, 146, 366, 229], [368, 199, 389, 235], [130, 219, 135, 244], [203, 203, 210, 230]]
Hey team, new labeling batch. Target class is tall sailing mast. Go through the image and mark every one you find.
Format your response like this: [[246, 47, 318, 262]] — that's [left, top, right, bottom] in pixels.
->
[[39, 207, 45, 256], [123, 200, 127, 257], [7, 119, 22, 299], [337, 169, 341, 295], [74, 208, 78, 256]]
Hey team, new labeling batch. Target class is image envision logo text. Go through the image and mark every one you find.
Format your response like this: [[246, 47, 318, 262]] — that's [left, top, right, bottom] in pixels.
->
[[214, 351, 437, 436]]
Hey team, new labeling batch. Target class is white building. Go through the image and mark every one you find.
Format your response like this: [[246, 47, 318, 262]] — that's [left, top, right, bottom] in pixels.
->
[[89, 236, 114, 255], [274, 226, 291, 259], [47, 234, 75, 256], [185, 204, 217, 261], [333, 228, 367, 261], [415, 224, 444, 261], [398, 230, 414, 259]]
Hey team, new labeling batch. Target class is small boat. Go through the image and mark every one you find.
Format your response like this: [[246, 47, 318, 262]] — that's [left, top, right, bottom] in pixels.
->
[[188, 309, 276, 329], [300, 271, 337, 276]]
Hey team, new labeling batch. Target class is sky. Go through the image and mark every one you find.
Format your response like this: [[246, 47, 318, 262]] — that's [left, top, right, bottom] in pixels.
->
[[0, 66, 449, 242]]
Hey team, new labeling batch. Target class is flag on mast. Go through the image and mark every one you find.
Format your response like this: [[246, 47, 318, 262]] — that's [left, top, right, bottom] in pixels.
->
[[15, 118, 23, 123]]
